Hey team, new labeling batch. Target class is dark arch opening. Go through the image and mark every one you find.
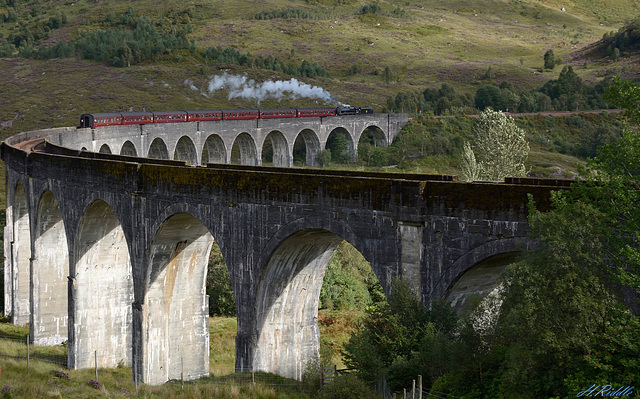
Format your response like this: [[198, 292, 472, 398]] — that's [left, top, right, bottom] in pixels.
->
[[202, 134, 227, 165], [261, 131, 290, 167], [148, 138, 169, 160], [120, 141, 138, 157], [445, 252, 519, 315], [99, 144, 112, 154], [174, 136, 198, 165], [230, 133, 258, 165], [357, 126, 388, 167], [326, 128, 355, 164], [293, 129, 321, 167]]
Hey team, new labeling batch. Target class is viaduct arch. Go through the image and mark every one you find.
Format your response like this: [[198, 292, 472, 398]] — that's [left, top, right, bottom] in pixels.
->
[[2, 118, 570, 385]]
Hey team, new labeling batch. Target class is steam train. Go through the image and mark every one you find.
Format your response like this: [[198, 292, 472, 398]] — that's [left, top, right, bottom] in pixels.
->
[[80, 106, 373, 129]]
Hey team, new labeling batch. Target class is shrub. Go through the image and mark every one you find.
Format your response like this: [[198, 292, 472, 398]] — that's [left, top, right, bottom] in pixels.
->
[[317, 374, 378, 399], [87, 379, 103, 390]]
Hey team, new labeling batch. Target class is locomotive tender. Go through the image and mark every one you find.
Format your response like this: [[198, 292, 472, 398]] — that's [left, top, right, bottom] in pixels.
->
[[80, 106, 373, 129]]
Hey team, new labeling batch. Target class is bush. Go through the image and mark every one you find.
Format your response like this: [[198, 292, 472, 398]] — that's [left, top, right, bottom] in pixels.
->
[[360, 3, 381, 15], [317, 374, 378, 399]]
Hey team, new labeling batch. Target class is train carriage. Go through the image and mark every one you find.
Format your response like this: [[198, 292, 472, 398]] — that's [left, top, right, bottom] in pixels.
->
[[259, 109, 297, 119], [222, 109, 260, 120], [296, 107, 336, 117], [153, 111, 188, 123], [80, 113, 123, 128], [187, 110, 223, 122], [79, 106, 372, 128], [122, 112, 154, 125]]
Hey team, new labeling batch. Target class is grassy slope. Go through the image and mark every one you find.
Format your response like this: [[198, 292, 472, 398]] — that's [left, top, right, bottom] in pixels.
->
[[1, 0, 639, 139], [0, 313, 356, 398]]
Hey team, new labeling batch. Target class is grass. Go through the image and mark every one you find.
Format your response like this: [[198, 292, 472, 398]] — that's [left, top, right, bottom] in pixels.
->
[[0, 0, 637, 141], [0, 310, 363, 398], [0, 319, 325, 398]]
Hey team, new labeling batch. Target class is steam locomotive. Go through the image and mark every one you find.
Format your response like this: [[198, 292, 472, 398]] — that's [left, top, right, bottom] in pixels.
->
[[80, 106, 373, 129]]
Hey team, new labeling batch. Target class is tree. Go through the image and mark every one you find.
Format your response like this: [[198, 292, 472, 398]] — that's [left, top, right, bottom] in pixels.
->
[[461, 109, 529, 181], [327, 133, 352, 163], [207, 243, 235, 316], [316, 149, 332, 167], [460, 141, 481, 181], [382, 65, 396, 84], [543, 49, 557, 69], [492, 77, 640, 396]]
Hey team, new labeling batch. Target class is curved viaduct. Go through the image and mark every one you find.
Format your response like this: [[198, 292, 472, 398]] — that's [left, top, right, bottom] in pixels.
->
[[2, 117, 569, 386], [75, 113, 409, 167]]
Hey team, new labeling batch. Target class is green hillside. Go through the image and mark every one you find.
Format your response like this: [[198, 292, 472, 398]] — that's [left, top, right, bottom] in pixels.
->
[[1, 0, 639, 138]]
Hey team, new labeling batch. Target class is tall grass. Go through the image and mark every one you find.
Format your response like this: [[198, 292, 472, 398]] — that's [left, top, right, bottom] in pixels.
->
[[0, 315, 358, 398]]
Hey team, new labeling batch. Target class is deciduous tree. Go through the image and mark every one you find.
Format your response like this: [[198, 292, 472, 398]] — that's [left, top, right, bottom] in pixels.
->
[[461, 109, 529, 181]]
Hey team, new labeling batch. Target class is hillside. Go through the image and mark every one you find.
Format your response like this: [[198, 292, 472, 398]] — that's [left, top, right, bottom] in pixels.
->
[[1, 0, 639, 136]]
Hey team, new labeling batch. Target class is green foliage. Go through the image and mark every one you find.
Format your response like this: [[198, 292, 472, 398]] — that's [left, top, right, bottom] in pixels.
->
[[474, 85, 508, 111], [207, 243, 235, 316], [357, 143, 388, 167], [543, 48, 557, 69], [316, 373, 378, 399], [4, 9, 68, 51], [598, 16, 640, 58], [381, 65, 397, 84], [360, 3, 381, 15], [316, 149, 332, 167], [319, 241, 376, 311], [427, 78, 640, 398], [204, 47, 330, 78], [387, 75, 612, 116], [462, 109, 529, 181], [341, 279, 456, 388], [74, 11, 192, 67], [327, 132, 351, 163]]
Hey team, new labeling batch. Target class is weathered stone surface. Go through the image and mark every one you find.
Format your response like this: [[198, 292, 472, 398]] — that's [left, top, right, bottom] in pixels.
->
[[2, 117, 567, 385]]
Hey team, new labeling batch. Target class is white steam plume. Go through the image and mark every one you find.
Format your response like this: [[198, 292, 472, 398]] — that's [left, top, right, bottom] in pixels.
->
[[207, 73, 338, 104], [184, 79, 209, 97]]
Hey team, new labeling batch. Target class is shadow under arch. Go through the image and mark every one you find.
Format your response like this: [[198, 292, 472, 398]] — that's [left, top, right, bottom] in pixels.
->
[[440, 237, 532, 313], [11, 180, 31, 326], [99, 144, 112, 154], [120, 140, 138, 157], [148, 137, 169, 159], [293, 129, 320, 167], [174, 136, 198, 165], [445, 252, 519, 315], [261, 130, 290, 167], [71, 200, 133, 369], [253, 227, 376, 380], [202, 134, 227, 164], [32, 190, 69, 346], [142, 212, 214, 385], [326, 127, 355, 162], [231, 132, 258, 165], [358, 125, 387, 147]]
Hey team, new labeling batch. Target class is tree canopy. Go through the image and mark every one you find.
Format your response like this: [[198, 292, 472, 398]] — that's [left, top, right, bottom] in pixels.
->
[[461, 109, 529, 181]]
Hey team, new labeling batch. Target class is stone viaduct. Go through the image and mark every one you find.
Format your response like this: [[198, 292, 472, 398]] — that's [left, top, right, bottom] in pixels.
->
[[83, 113, 408, 167], [2, 114, 570, 386]]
